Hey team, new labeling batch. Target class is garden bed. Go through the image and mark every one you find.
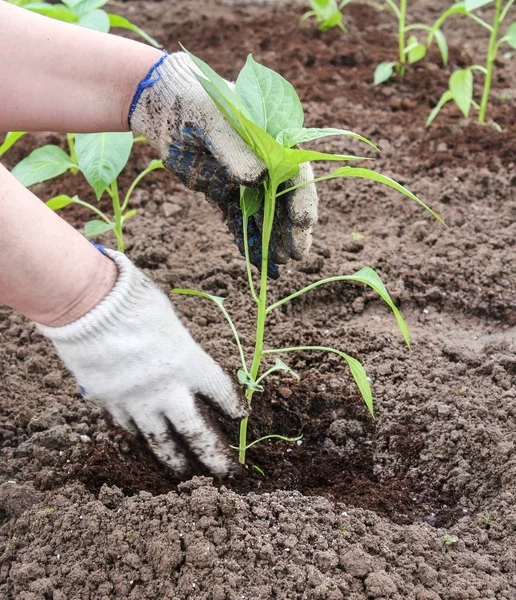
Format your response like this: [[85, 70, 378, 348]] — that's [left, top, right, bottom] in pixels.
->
[[1, 0, 515, 598]]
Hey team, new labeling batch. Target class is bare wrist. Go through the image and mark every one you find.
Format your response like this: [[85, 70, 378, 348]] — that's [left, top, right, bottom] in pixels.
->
[[38, 252, 118, 328]]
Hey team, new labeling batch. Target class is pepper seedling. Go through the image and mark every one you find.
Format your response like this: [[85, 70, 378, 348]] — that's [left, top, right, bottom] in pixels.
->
[[11, 132, 163, 252], [425, 0, 516, 127], [302, 0, 351, 32], [374, 0, 449, 84], [172, 48, 444, 466]]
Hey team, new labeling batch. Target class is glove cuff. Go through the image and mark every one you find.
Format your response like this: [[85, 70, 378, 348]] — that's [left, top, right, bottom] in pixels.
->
[[36, 250, 156, 345], [129, 52, 202, 157]]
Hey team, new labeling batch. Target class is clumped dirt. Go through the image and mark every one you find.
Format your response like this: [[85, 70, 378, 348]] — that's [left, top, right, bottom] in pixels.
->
[[1, 0, 515, 598]]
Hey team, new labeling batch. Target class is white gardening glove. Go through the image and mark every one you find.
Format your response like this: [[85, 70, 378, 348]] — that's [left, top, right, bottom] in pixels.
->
[[129, 51, 318, 278], [36, 249, 248, 477]]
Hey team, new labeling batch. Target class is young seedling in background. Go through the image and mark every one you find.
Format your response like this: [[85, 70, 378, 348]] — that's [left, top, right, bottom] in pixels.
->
[[426, 0, 516, 127], [7, 0, 161, 46], [374, 0, 449, 84], [172, 48, 444, 466], [302, 0, 351, 32], [11, 133, 162, 252], [0, 132, 26, 158]]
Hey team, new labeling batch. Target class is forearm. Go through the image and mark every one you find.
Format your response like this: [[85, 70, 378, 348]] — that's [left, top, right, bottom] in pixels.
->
[[0, 163, 117, 326], [0, 1, 162, 133]]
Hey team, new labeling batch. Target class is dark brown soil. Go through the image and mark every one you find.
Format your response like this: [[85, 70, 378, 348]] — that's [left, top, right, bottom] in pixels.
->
[[1, 0, 516, 598]]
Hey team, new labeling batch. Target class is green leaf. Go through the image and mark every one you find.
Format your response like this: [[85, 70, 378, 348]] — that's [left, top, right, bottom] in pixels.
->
[[6, 0, 35, 5], [65, 0, 107, 17], [428, 4, 470, 45], [78, 8, 109, 32], [239, 115, 300, 184], [501, 22, 516, 49], [180, 45, 249, 141], [426, 90, 453, 127], [240, 186, 264, 218], [236, 55, 304, 139], [374, 61, 396, 85], [12, 145, 76, 187], [348, 267, 410, 346], [408, 43, 426, 63], [404, 35, 420, 53], [22, 3, 77, 22], [253, 465, 265, 476], [75, 132, 133, 200], [46, 194, 76, 210], [0, 132, 26, 157], [465, 0, 493, 10], [171, 288, 247, 371], [270, 358, 300, 381], [404, 36, 426, 63], [323, 166, 445, 225], [434, 29, 449, 65], [344, 353, 374, 416], [309, 0, 334, 16], [287, 148, 369, 165], [266, 347, 373, 416], [237, 370, 264, 392], [320, 12, 344, 30], [108, 14, 162, 48], [84, 219, 115, 237], [267, 267, 410, 347], [308, 0, 343, 27], [122, 209, 137, 223], [449, 68, 473, 118], [276, 127, 378, 150]]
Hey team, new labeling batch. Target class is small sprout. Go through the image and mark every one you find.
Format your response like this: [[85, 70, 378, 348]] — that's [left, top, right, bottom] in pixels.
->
[[302, 0, 351, 32], [351, 227, 365, 241], [126, 531, 138, 544], [484, 513, 493, 528], [443, 534, 459, 549], [35, 507, 56, 519], [253, 465, 265, 476]]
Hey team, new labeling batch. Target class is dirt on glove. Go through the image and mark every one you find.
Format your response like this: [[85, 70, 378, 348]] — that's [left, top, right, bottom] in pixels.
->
[[1, 0, 515, 598]]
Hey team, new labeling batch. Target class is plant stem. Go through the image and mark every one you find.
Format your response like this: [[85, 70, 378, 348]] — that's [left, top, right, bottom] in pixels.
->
[[72, 198, 111, 223], [398, 0, 407, 76], [238, 179, 277, 465], [110, 179, 124, 253], [500, 0, 515, 22], [242, 213, 260, 305], [67, 133, 79, 175], [121, 160, 162, 213], [479, 0, 502, 124], [244, 433, 303, 450]]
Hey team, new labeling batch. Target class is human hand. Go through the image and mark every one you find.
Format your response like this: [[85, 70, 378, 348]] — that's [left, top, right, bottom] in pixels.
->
[[129, 52, 318, 277], [37, 249, 248, 477]]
